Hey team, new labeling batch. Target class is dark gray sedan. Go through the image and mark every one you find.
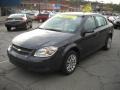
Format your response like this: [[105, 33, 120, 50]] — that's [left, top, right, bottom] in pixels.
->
[[7, 12, 114, 75], [5, 13, 32, 31]]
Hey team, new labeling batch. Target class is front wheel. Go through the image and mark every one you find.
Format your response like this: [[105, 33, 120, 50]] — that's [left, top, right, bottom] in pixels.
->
[[103, 37, 112, 50], [6, 27, 11, 31], [61, 51, 78, 75]]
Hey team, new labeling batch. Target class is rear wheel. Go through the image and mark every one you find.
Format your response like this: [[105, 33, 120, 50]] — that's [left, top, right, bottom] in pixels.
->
[[103, 37, 112, 50], [25, 22, 30, 30], [61, 51, 78, 75], [39, 19, 42, 23], [6, 27, 11, 31], [42, 20, 45, 22]]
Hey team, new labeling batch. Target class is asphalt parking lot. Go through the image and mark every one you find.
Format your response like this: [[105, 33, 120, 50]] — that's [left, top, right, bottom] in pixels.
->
[[0, 22, 120, 90]]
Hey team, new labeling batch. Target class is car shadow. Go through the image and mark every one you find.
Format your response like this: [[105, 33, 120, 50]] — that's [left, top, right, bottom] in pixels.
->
[[78, 48, 111, 68], [5, 66, 71, 87], [9, 49, 103, 75], [4, 49, 109, 88], [8, 28, 28, 32]]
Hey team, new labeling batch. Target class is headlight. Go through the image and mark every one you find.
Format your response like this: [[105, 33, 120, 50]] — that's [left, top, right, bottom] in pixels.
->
[[113, 21, 116, 24], [8, 45, 12, 51], [34, 46, 58, 57]]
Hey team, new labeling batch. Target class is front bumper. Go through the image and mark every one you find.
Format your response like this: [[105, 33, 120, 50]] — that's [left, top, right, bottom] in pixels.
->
[[7, 49, 63, 72]]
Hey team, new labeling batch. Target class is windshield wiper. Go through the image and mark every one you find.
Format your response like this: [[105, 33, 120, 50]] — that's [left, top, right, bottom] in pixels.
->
[[38, 27, 62, 32], [44, 28, 62, 32]]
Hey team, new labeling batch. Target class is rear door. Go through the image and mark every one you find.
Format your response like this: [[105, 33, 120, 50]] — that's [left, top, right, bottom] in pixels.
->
[[94, 15, 110, 48]]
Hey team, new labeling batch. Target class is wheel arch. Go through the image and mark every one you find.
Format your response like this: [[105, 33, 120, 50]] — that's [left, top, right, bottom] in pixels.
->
[[62, 44, 81, 59], [109, 33, 113, 38]]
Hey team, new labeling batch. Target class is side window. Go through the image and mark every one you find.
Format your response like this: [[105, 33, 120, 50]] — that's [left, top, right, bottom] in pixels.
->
[[95, 16, 107, 27], [84, 16, 96, 31]]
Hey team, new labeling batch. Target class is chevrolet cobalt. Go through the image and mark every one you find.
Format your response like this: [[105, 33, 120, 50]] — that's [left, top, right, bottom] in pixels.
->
[[5, 14, 32, 31], [7, 12, 114, 75]]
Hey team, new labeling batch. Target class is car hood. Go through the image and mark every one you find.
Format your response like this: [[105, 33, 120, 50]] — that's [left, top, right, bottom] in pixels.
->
[[12, 29, 74, 49]]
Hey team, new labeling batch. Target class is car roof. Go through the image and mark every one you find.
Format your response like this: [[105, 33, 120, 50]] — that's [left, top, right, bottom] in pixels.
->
[[8, 13, 26, 18], [60, 12, 103, 16], [9, 13, 26, 16]]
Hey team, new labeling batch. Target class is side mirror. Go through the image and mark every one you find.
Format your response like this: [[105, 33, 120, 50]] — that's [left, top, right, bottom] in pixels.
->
[[85, 30, 94, 33], [81, 29, 94, 37]]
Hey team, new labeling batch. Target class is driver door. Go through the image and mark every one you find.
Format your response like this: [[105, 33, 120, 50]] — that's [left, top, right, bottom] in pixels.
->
[[79, 16, 99, 57]]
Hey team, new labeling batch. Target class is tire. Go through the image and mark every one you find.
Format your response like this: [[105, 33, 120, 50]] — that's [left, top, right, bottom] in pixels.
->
[[25, 23, 29, 30], [61, 51, 78, 75], [42, 20, 45, 22], [7, 27, 11, 31], [30, 22, 32, 28], [103, 37, 112, 50], [39, 19, 42, 23], [114, 25, 117, 29]]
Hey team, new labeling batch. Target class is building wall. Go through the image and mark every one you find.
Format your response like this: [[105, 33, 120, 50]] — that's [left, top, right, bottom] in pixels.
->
[[20, 0, 71, 11], [0, 8, 1, 16]]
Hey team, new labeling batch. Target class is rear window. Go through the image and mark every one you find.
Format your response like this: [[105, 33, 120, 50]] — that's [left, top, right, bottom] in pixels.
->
[[38, 14, 49, 16], [8, 14, 25, 18], [7, 18, 23, 20], [26, 13, 34, 15]]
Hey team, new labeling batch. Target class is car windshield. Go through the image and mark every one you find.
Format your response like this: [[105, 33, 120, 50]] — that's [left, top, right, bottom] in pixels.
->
[[8, 14, 25, 18], [39, 14, 82, 33]]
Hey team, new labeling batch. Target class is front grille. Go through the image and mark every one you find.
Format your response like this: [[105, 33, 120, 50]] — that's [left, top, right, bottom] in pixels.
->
[[11, 44, 33, 55]]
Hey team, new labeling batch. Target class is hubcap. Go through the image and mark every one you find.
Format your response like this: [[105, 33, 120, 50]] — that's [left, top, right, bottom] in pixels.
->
[[66, 54, 77, 72], [107, 38, 112, 49]]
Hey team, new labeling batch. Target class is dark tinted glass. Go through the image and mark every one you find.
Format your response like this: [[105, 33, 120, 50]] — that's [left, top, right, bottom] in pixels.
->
[[95, 16, 107, 27], [40, 14, 82, 33], [84, 16, 96, 31], [8, 14, 25, 18]]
